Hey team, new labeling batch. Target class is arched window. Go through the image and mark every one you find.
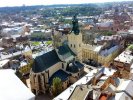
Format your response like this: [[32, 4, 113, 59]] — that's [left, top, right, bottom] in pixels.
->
[[62, 63, 64, 69], [74, 44, 76, 48]]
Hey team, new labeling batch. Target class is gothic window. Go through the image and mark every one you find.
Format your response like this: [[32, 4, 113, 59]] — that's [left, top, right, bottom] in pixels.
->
[[62, 63, 64, 69], [71, 44, 72, 47], [74, 44, 76, 48], [38, 75, 42, 90], [47, 70, 49, 79]]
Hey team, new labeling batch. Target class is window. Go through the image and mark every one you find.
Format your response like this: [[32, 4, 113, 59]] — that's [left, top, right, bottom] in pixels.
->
[[111, 27, 113, 30], [71, 44, 72, 47], [62, 63, 64, 69], [79, 44, 81, 47], [48, 70, 49, 79], [74, 44, 75, 48]]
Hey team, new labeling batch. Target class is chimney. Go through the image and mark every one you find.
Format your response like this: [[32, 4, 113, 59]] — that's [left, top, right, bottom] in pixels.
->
[[92, 77, 97, 85]]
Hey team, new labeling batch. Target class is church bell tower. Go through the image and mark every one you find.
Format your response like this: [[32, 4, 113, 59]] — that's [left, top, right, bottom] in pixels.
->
[[67, 15, 82, 61]]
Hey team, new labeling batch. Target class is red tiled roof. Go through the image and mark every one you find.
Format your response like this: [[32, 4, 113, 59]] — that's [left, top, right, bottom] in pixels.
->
[[100, 95, 107, 100]]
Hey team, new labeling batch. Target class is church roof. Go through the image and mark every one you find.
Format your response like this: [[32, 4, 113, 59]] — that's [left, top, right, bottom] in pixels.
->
[[57, 44, 76, 61], [49, 69, 69, 85], [66, 61, 84, 73], [32, 50, 61, 73]]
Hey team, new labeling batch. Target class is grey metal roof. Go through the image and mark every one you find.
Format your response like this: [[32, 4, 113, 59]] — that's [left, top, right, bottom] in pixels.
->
[[49, 69, 69, 85], [57, 44, 76, 60], [66, 61, 84, 73], [32, 50, 61, 73]]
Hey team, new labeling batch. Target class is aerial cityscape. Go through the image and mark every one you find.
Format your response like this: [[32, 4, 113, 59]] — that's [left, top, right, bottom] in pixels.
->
[[0, 0, 133, 100]]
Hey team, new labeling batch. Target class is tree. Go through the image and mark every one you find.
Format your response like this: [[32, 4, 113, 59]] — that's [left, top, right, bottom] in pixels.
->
[[128, 45, 133, 51], [52, 77, 62, 96], [30, 32, 45, 41], [102, 31, 113, 36]]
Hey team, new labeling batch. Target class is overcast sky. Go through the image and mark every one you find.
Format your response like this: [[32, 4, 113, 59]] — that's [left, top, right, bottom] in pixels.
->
[[0, 0, 131, 7]]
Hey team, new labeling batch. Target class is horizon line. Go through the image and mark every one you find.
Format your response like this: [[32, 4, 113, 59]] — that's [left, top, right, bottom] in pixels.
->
[[0, 0, 132, 8]]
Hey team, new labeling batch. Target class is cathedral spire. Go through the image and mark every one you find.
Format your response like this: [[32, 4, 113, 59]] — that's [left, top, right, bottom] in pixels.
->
[[71, 15, 80, 35]]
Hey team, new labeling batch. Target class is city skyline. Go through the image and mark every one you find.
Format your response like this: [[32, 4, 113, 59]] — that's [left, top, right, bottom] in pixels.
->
[[0, 0, 131, 7]]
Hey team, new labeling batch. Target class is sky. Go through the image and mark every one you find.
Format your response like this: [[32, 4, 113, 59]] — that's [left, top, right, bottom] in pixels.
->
[[0, 0, 131, 7]]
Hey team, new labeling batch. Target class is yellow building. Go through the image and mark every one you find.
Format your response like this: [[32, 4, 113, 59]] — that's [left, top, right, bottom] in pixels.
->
[[51, 17, 122, 66], [19, 60, 33, 75], [67, 32, 82, 61], [23, 49, 32, 59], [65, 17, 121, 66], [67, 31, 121, 65]]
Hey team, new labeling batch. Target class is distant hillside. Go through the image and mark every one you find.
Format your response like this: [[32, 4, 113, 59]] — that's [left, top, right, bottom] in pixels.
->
[[0, 3, 101, 13], [0, 6, 43, 14]]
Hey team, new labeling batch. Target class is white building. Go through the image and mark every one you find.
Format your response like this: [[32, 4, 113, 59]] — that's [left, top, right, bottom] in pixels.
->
[[115, 80, 133, 100], [0, 69, 35, 100]]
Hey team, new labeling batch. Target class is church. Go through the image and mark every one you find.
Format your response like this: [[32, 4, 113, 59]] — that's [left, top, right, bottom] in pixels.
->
[[30, 15, 84, 95], [30, 15, 122, 95]]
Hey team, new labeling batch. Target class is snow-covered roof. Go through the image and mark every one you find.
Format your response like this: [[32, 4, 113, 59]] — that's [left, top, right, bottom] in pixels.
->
[[96, 21, 113, 27], [100, 76, 109, 80], [100, 45, 119, 57], [54, 69, 98, 100], [0, 69, 35, 100], [0, 47, 4, 51], [0, 59, 10, 68], [54, 67, 116, 100], [94, 46, 102, 53], [100, 35, 122, 41], [11, 34, 21, 39], [130, 63, 133, 69], [117, 80, 133, 97], [114, 50, 133, 64], [130, 64, 133, 73], [95, 67, 116, 79], [20, 61, 27, 67], [115, 92, 132, 100]]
